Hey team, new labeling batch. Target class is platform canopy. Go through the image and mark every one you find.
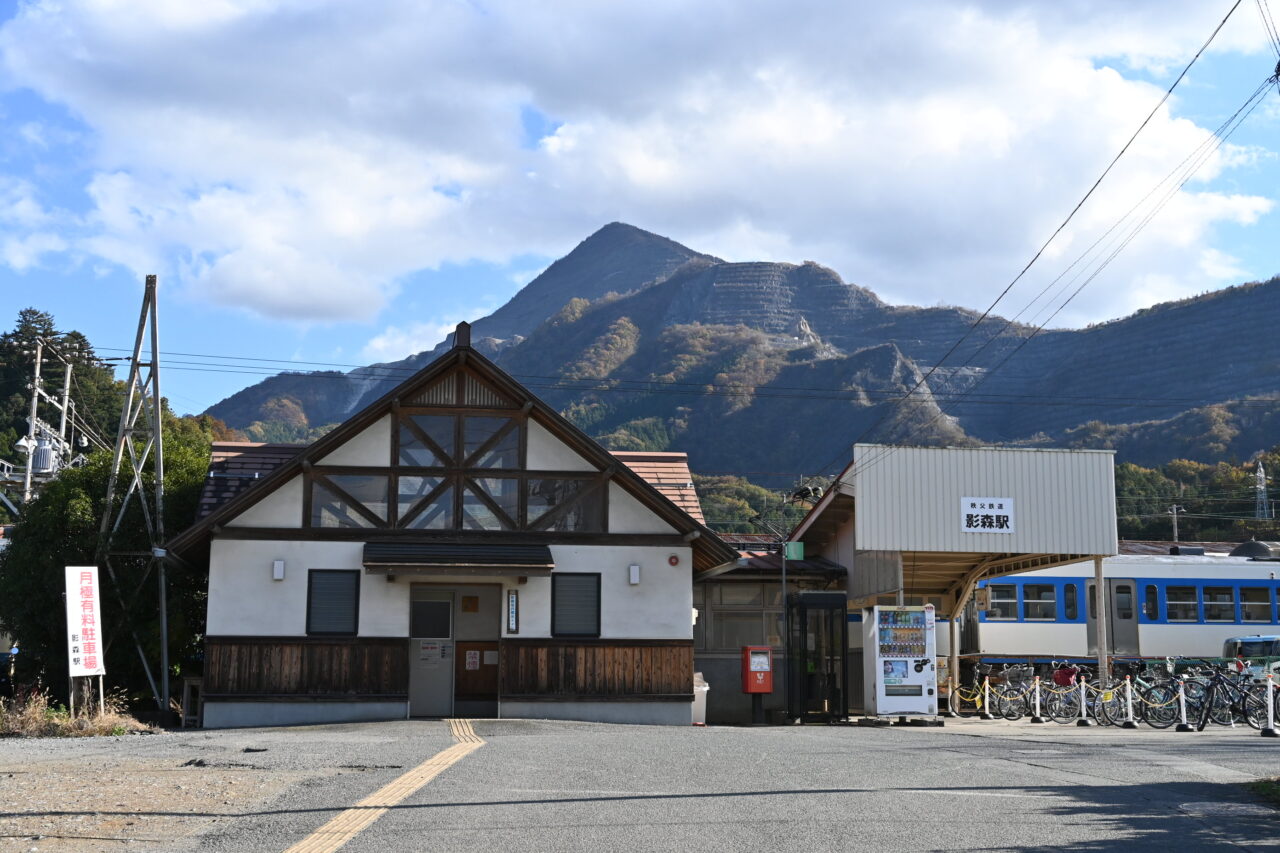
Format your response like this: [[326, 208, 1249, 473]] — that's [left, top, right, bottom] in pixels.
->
[[790, 444, 1118, 615]]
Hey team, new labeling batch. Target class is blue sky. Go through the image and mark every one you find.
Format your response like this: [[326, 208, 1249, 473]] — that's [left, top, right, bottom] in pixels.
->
[[0, 1, 1278, 415]]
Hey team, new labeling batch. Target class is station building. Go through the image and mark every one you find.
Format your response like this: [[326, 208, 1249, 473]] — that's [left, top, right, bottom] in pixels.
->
[[699, 444, 1118, 722], [167, 324, 737, 728]]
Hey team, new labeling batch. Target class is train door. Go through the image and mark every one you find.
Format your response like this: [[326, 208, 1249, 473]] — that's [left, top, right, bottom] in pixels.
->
[[1086, 578, 1139, 656]]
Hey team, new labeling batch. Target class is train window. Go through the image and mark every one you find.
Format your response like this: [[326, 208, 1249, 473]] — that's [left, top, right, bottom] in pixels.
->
[[1203, 587, 1235, 622], [1166, 586, 1197, 622], [987, 584, 1017, 620], [1114, 585, 1134, 620], [1143, 585, 1158, 620], [1023, 584, 1056, 620], [1088, 585, 1096, 620], [1064, 584, 1078, 620], [1241, 587, 1272, 623]]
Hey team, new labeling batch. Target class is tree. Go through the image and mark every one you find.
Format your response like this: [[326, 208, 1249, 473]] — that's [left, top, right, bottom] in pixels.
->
[[0, 411, 226, 706], [0, 309, 124, 521]]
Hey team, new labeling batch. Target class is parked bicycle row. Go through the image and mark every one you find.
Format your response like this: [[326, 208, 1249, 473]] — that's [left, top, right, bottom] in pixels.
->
[[947, 658, 1280, 732]]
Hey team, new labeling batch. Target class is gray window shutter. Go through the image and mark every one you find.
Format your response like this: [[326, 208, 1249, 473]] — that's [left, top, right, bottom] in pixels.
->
[[553, 574, 600, 636], [308, 571, 359, 634]]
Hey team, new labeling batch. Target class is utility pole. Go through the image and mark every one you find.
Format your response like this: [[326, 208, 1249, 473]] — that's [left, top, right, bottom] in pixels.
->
[[1167, 504, 1185, 542], [95, 275, 169, 715]]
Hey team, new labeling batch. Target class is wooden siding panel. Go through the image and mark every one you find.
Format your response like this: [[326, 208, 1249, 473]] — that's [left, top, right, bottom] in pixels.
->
[[500, 639, 692, 699], [204, 637, 408, 697]]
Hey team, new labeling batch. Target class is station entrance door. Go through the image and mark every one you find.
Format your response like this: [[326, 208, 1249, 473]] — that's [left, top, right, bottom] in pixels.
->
[[786, 592, 848, 722]]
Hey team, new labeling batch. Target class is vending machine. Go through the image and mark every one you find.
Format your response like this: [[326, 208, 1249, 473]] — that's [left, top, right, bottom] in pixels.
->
[[862, 604, 937, 718]]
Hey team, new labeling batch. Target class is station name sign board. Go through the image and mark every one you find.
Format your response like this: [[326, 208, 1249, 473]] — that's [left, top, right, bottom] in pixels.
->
[[65, 565, 106, 677], [961, 497, 1014, 533]]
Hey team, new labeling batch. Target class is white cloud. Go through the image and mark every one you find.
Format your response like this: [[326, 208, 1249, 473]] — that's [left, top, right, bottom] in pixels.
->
[[361, 319, 459, 363], [3, 232, 68, 271], [0, 0, 1275, 329]]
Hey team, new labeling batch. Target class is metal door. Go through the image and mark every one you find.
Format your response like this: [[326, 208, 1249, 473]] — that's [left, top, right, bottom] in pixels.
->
[[409, 588, 454, 717], [1086, 579, 1139, 656]]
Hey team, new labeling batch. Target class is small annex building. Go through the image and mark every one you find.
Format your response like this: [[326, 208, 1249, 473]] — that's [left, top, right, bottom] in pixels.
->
[[167, 323, 737, 728]]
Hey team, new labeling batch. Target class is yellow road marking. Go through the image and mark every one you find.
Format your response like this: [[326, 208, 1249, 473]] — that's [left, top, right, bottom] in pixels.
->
[[283, 719, 485, 853]]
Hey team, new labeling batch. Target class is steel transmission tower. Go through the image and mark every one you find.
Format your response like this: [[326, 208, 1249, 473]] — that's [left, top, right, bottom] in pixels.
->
[[1257, 461, 1271, 520], [95, 275, 170, 713]]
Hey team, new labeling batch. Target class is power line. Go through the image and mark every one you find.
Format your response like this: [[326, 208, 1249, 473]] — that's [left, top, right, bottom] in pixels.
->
[[117, 351, 1280, 411], [803, 0, 1248, 479], [849, 70, 1277, 482]]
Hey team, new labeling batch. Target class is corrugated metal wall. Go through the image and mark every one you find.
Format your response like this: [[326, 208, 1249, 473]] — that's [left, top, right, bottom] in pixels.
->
[[851, 444, 1116, 555]]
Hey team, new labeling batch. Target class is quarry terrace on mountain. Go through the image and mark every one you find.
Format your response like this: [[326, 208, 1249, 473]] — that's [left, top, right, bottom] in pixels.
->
[[208, 222, 1280, 482]]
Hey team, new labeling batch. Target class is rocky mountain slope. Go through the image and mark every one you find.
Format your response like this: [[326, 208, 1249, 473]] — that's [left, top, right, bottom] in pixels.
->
[[207, 223, 1280, 477]]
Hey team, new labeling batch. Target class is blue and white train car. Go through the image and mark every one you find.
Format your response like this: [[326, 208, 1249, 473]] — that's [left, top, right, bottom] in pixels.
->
[[973, 554, 1280, 659]]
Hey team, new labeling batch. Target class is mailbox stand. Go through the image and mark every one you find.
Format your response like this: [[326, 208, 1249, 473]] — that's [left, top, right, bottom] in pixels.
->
[[742, 646, 773, 725]]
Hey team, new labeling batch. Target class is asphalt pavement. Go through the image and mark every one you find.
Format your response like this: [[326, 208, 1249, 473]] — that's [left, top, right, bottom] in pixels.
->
[[3, 717, 1276, 851], [187, 717, 1279, 852]]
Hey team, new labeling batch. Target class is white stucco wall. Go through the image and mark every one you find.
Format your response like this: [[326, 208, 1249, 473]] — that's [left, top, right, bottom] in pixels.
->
[[207, 539, 406, 636], [526, 421, 597, 471], [318, 414, 392, 466], [210, 539, 692, 640], [505, 545, 692, 639], [607, 483, 678, 534], [224, 476, 303, 528]]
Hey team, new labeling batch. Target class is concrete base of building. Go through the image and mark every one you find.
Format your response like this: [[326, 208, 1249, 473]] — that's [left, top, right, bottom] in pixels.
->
[[500, 699, 692, 726], [202, 700, 407, 729]]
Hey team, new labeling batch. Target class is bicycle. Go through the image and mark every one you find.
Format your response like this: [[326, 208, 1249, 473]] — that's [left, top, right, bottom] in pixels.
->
[[1194, 662, 1273, 731]]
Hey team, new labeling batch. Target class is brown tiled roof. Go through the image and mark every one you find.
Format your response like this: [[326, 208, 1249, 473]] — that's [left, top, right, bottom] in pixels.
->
[[610, 451, 705, 523], [196, 442, 305, 521]]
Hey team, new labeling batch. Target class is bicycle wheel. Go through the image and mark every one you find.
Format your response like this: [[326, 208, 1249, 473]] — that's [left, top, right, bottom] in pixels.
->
[[1182, 678, 1209, 721], [1139, 682, 1179, 729], [1095, 684, 1126, 726], [1243, 684, 1273, 730], [1000, 685, 1028, 721], [1047, 689, 1080, 724], [1204, 687, 1238, 727], [949, 685, 979, 718]]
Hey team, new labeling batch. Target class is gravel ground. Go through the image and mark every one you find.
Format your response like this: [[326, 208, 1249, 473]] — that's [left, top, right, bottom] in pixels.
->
[[1, 717, 1277, 852]]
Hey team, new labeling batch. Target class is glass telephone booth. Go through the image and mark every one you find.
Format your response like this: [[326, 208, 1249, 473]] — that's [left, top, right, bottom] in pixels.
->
[[786, 591, 848, 722]]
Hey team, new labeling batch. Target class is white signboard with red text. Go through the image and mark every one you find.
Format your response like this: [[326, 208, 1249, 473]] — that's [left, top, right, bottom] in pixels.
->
[[65, 566, 106, 677]]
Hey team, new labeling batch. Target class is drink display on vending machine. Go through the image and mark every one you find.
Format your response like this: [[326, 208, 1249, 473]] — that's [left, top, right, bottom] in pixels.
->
[[862, 605, 937, 718]]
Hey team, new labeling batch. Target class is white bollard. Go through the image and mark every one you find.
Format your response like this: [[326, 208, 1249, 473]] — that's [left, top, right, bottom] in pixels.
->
[[1263, 673, 1278, 738], [980, 676, 994, 720], [1176, 678, 1193, 732], [1031, 675, 1046, 724], [1122, 675, 1138, 729], [1076, 676, 1091, 726]]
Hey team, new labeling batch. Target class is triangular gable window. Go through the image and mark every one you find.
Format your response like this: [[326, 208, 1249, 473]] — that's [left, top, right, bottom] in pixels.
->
[[399, 414, 455, 466], [311, 474, 389, 528], [302, 364, 619, 533]]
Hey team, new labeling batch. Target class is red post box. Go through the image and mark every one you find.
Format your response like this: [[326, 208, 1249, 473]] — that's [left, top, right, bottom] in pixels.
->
[[741, 646, 774, 693]]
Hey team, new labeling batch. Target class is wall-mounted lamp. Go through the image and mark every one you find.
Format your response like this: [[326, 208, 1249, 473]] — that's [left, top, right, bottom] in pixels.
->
[[272, 559, 285, 581], [386, 573, 397, 583], [629, 563, 641, 585]]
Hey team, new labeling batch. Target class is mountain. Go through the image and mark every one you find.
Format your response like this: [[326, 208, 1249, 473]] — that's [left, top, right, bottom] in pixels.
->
[[207, 223, 713, 431], [206, 222, 1280, 477]]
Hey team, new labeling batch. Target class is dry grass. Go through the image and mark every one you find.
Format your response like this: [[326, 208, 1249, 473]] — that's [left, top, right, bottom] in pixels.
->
[[0, 688, 154, 737]]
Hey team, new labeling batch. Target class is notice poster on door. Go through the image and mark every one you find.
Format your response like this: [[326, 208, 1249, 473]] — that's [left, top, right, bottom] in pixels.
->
[[420, 642, 443, 667], [465, 649, 481, 671]]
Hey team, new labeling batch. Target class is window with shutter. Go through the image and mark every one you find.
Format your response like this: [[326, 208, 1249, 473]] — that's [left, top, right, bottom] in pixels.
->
[[552, 573, 600, 637], [307, 570, 360, 635]]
